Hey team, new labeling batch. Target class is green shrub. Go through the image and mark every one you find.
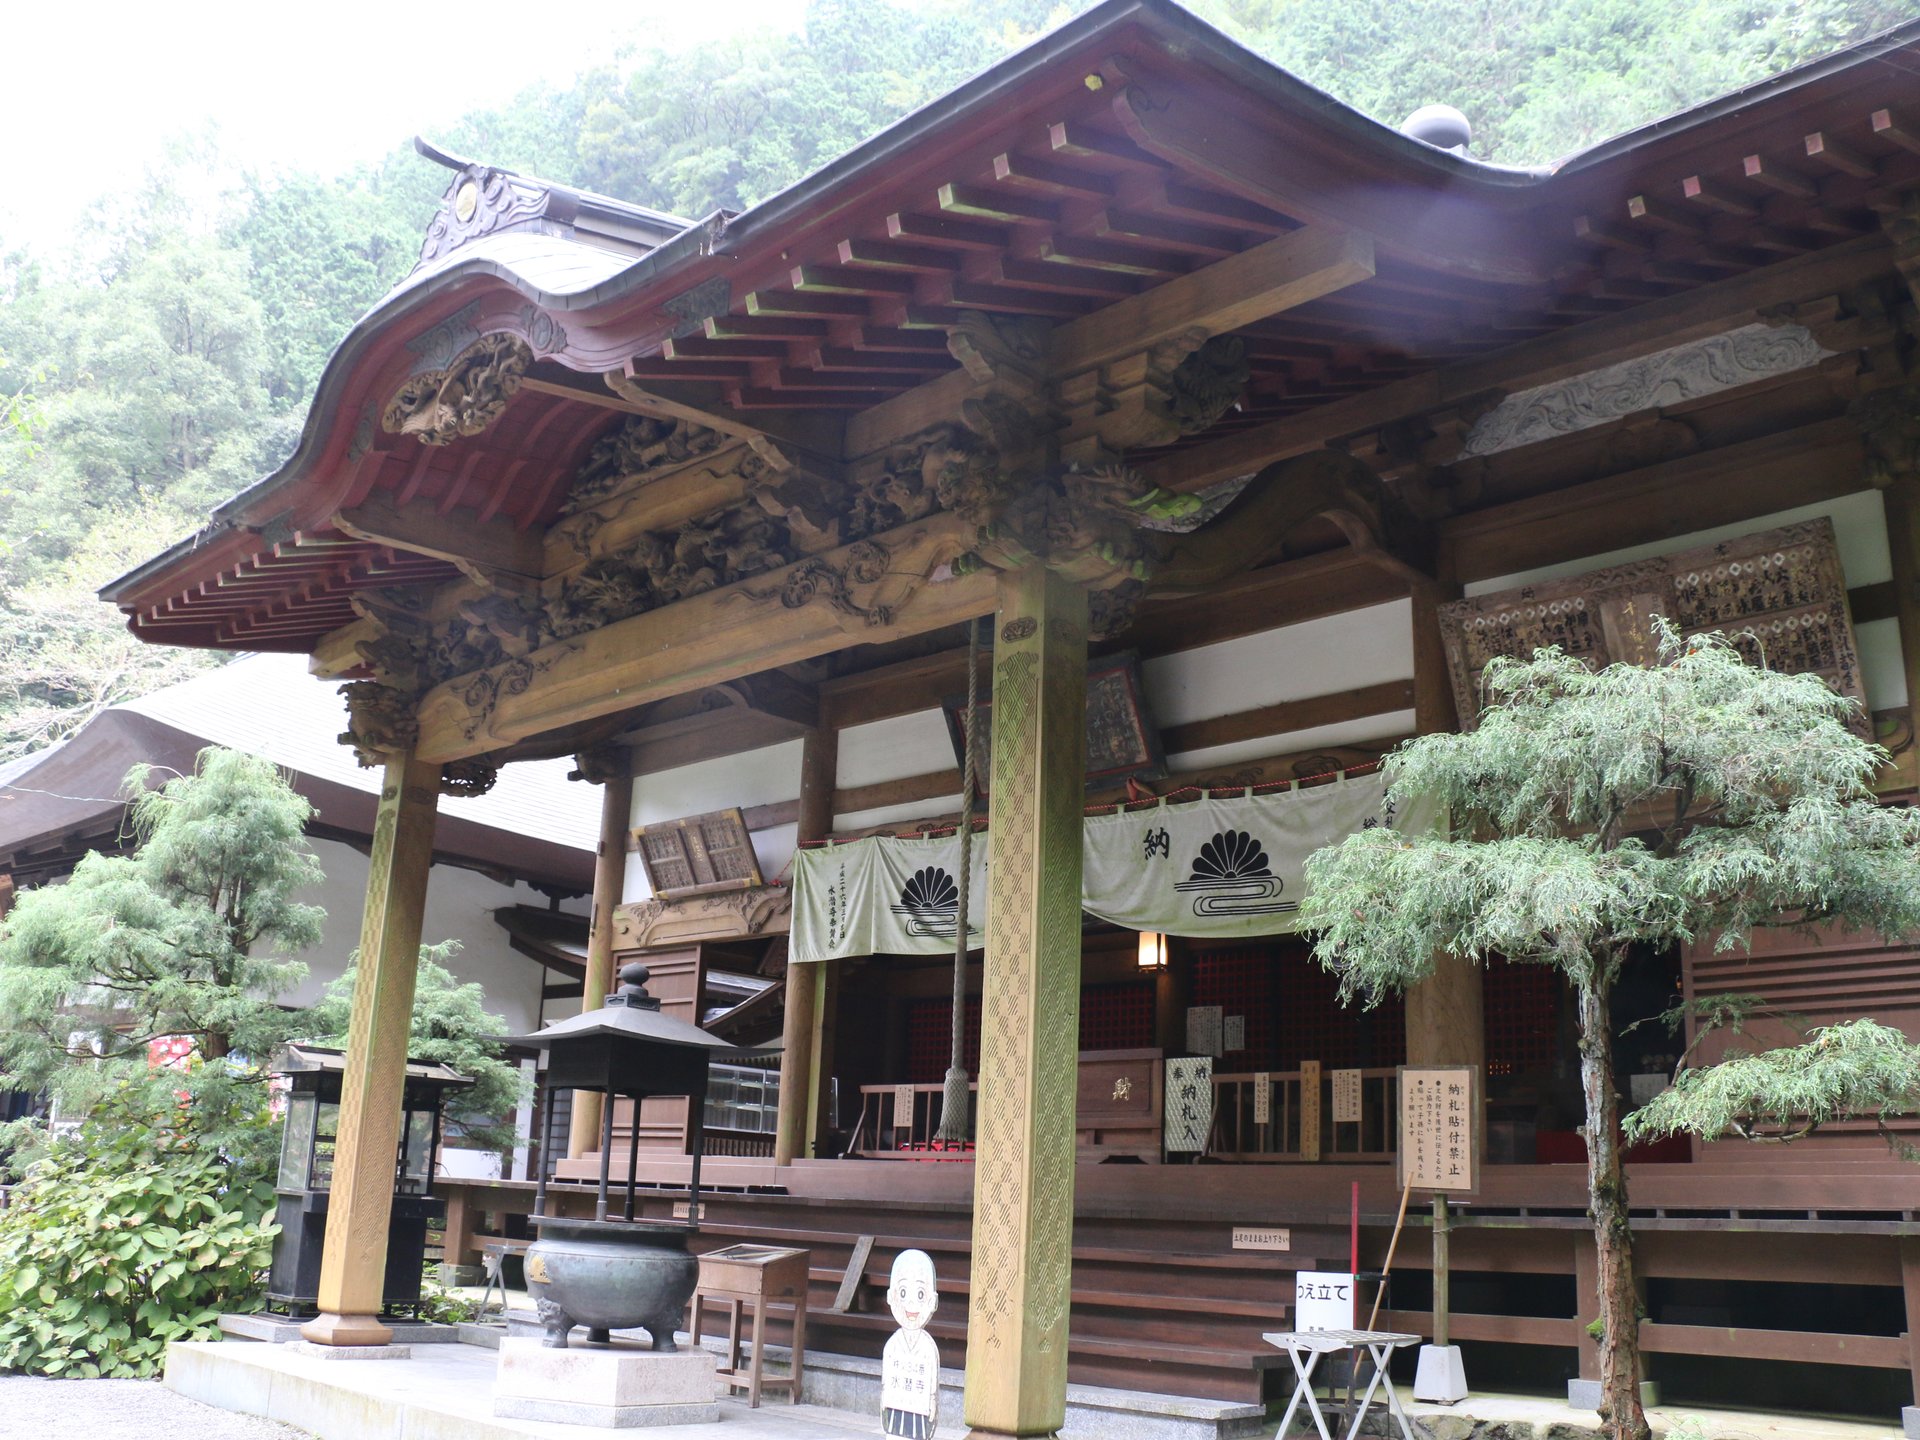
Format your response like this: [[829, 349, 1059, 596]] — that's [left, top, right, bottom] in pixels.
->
[[0, 1087, 278, 1377]]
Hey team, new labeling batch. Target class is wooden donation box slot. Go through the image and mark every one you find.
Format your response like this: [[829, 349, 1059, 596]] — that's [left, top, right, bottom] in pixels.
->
[[1076, 1048, 1164, 1162], [692, 1243, 810, 1408]]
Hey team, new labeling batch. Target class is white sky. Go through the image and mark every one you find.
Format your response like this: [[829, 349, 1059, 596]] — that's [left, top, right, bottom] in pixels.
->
[[1, 0, 808, 253]]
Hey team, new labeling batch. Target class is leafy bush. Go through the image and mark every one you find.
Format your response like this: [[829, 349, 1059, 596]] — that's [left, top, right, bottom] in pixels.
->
[[415, 1277, 483, 1326], [0, 1088, 278, 1377]]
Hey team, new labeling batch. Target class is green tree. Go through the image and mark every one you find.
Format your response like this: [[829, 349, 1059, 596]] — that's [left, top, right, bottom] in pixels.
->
[[0, 497, 218, 761], [1298, 623, 1920, 1440], [0, 747, 323, 1155], [301, 940, 528, 1150]]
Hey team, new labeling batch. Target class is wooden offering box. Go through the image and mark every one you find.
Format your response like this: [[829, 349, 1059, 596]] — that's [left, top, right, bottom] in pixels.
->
[[1076, 1048, 1165, 1162], [692, 1243, 811, 1407]]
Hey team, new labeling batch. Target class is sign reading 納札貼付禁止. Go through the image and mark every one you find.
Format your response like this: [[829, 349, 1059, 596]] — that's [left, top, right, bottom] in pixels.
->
[[1397, 1066, 1479, 1194]]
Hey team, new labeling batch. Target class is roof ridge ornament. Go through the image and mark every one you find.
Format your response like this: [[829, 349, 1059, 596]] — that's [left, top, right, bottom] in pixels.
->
[[416, 159, 548, 269]]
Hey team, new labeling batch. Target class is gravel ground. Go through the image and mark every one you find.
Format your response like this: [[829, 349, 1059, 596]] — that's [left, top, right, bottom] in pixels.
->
[[0, 1377, 310, 1440]]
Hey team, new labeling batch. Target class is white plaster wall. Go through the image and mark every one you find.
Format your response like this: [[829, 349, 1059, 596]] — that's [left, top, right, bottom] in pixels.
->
[[624, 740, 804, 899], [1467, 489, 1904, 709], [278, 835, 573, 1034]]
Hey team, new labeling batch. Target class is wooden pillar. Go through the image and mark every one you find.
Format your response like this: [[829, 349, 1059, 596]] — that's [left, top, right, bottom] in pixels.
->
[[1881, 480, 1920, 723], [569, 759, 634, 1158], [1403, 572, 1485, 1071], [1900, 1235, 1920, 1408], [301, 752, 440, 1347], [775, 726, 836, 1166], [964, 565, 1089, 1439]]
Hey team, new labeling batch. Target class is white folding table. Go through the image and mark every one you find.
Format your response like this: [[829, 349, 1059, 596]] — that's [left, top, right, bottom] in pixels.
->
[[1261, 1328, 1420, 1440]]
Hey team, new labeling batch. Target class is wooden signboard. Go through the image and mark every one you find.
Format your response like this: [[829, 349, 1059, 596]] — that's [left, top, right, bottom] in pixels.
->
[[945, 649, 1166, 789], [1438, 518, 1866, 732], [1252, 1071, 1271, 1126], [1298, 1059, 1322, 1162], [633, 807, 763, 898], [1397, 1065, 1481, 1195], [1232, 1225, 1291, 1252]]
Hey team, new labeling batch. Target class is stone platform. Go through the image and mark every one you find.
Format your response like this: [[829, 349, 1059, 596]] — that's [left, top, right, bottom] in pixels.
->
[[493, 1337, 719, 1428], [165, 1333, 1905, 1440]]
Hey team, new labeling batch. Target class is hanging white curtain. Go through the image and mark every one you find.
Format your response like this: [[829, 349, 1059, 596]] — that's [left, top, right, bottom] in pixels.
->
[[789, 831, 989, 964], [1081, 771, 1429, 939], [790, 771, 1428, 960]]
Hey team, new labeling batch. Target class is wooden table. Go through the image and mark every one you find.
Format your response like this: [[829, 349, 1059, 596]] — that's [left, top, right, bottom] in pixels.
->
[[1262, 1329, 1420, 1440], [691, 1243, 810, 1407]]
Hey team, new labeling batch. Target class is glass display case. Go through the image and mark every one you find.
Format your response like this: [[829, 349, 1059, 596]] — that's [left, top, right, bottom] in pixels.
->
[[265, 1044, 474, 1316]]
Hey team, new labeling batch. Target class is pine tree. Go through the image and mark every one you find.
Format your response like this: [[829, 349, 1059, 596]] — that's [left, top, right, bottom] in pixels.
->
[[1299, 621, 1920, 1440], [0, 746, 323, 1159]]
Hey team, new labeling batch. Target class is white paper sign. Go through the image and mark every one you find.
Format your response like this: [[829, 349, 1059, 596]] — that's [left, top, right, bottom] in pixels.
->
[[1400, 1066, 1476, 1193], [1164, 1057, 1215, 1153], [1252, 1071, 1271, 1126], [1185, 1005, 1223, 1057], [1223, 1014, 1246, 1053], [892, 1084, 916, 1131], [1332, 1068, 1363, 1125], [1295, 1270, 1357, 1331]]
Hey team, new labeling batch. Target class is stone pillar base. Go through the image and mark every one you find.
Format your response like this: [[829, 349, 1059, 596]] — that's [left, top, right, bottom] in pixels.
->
[[1412, 1344, 1468, 1402], [493, 1336, 719, 1428], [965, 1430, 1056, 1440], [298, 1311, 394, 1347], [1900, 1404, 1919, 1440]]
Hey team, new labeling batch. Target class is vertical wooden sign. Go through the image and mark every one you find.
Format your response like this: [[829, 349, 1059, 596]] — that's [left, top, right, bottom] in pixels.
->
[[892, 1083, 916, 1132], [1252, 1072, 1271, 1126], [1298, 1059, 1322, 1162]]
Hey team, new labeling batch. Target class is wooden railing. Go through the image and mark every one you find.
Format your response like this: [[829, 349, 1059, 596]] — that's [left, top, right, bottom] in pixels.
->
[[855, 1069, 1397, 1162], [851, 1082, 977, 1157], [1209, 1068, 1398, 1161]]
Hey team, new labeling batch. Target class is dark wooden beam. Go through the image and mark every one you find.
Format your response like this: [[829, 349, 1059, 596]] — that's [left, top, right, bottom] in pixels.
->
[[1443, 415, 1865, 582], [1159, 679, 1415, 756], [1139, 231, 1894, 493]]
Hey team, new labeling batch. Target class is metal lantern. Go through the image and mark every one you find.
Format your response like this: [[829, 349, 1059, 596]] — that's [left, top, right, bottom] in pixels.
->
[[503, 960, 751, 1349], [265, 1044, 474, 1316]]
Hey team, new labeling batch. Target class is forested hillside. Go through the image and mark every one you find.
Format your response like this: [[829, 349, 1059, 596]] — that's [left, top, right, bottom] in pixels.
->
[[0, 0, 1912, 760]]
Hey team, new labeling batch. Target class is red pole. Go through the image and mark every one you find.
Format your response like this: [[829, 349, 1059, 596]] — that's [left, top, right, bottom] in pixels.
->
[[1350, 1180, 1360, 1274]]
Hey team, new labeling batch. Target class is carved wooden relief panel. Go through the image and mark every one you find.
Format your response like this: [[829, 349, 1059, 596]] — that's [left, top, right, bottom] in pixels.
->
[[1439, 517, 1868, 728], [633, 808, 764, 898]]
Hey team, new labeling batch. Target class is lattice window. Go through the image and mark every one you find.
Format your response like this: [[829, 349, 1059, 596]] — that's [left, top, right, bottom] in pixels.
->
[[1485, 958, 1561, 1077], [1217, 941, 1406, 1070], [1079, 980, 1156, 1052], [1192, 946, 1275, 1064], [906, 996, 981, 1083], [904, 982, 1154, 1082]]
